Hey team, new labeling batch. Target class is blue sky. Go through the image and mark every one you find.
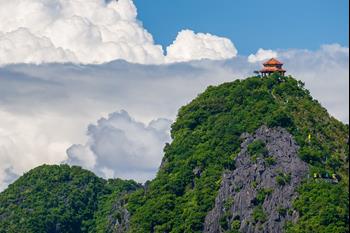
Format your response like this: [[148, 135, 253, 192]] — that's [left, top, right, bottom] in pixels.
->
[[134, 0, 349, 54]]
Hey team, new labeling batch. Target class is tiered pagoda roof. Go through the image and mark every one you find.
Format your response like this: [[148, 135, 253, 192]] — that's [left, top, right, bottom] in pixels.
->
[[258, 58, 286, 76]]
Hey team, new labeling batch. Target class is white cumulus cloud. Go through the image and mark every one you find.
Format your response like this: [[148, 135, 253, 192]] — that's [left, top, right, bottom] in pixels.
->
[[0, 110, 71, 190], [248, 48, 278, 63], [0, 0, 237, 65], [66, 110, 172, 182], [166, 30, 237, 63], [0, 0, 165, 65], [0, 28, 77, 64]]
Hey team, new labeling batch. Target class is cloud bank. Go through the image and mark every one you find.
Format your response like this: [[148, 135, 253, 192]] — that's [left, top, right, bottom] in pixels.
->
[[66, 110, 171, 182], [0, 0, 237, 65], [0, 44, 348, 191]]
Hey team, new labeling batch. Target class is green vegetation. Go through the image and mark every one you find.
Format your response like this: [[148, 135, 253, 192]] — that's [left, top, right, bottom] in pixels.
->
[[230, 220, 241, 232], [265, 157, 276, 166], [252, 205, 267, 223], [286, 181, 349, 233], [91, 179, 141, 233], [219, 211, 233, 231], [276, 171, 292, 186], [219, 197, 236, 231], [223, 197, 234, 210], [247, 139, 277, 165], [0, 74, 348, 232], [252, 188, 273, 206], [0, 165, 141, 233], [248, 139, 269, 162], [277, 206, 287, 217], [127, 74, 349, 232], [251, 180, 257, 188]]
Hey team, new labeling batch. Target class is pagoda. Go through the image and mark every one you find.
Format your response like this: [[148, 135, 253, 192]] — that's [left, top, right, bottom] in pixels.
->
[[256, 58, 286, 77]]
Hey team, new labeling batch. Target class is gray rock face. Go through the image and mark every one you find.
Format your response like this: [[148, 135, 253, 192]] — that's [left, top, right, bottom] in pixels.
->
[[105, 193, 131, 233], [203, 126, 309, 233]]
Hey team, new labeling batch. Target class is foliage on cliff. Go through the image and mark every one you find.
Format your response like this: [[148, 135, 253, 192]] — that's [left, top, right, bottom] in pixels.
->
[[127, 74, 348, 233], [286, 181, 349, 233]]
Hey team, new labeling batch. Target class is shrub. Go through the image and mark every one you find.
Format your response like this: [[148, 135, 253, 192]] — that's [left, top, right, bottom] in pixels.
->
[[248, 140, 268, 162], [267, 109, 294, 128], [252, 188, 273, 206], [276, 172, 291, 186], [230, 219, 241, 232], [224, 197, 234, 210], [265, 157, 276, 166], [277, 206, 287, 217], [219, 211, 232, 231], [253, 206, 267, 223]]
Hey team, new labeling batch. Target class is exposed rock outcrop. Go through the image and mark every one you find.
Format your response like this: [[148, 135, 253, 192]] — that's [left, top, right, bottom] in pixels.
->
[[203, 126, 309, 233], [105, 193, 131, 233]]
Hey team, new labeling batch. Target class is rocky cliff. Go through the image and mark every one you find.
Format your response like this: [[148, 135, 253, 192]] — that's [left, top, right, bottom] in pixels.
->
[[204, 126, 309, 233]]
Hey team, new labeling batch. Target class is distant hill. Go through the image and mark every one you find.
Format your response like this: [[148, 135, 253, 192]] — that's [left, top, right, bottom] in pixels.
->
[[0, 74, 348, 233], [0, 164, 141, 233]]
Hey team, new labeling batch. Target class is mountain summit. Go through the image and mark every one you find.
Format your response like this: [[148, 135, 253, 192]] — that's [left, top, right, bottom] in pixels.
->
[[0, 74, 348, 233]]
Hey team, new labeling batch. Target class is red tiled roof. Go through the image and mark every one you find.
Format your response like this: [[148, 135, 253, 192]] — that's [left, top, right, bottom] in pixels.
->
[[260, 66, 286, 72], [263, 58, 283, 65]]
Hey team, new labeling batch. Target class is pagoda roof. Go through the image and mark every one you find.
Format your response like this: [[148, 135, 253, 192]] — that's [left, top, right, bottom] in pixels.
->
[[263, 58, 283, 65], [260, 66, 286, 72]]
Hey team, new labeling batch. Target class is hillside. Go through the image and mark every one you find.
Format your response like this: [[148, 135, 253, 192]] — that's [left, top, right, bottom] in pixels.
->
[[0, 74, 348, 233], [0, 165, 141, 233], [127, 74, 349, 233]]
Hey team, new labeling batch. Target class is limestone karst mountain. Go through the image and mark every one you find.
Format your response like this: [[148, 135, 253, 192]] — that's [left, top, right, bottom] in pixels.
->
[[0, 74, 348, 233]]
